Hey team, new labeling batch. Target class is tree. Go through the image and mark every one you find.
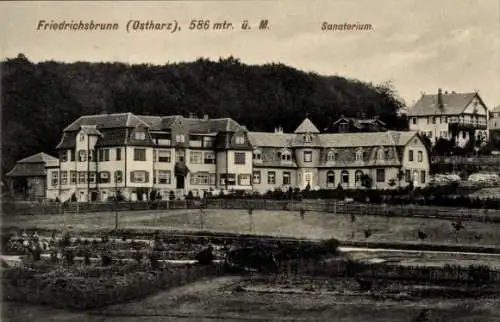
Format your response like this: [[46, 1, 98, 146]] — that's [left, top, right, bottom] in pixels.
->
[[361, 174, 372, 189]]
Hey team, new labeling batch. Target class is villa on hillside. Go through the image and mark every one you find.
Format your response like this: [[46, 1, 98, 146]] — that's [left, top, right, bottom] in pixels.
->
[[408, 89, 489, 147], [8, 113, 430, 202]]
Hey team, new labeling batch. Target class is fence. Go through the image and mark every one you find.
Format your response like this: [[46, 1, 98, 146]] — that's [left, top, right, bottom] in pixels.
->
[[4, 198, 500, 223], [433, 155, 500, 166]]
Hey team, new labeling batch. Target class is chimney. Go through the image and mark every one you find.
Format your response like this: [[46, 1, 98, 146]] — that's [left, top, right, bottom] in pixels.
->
[[275, 126, 283, 134], [203, 114, 209, 120], [437, 88, 443, 109]]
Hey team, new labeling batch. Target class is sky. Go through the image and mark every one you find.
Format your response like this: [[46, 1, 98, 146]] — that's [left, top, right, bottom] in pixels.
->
[[1, 0, 499, 109]]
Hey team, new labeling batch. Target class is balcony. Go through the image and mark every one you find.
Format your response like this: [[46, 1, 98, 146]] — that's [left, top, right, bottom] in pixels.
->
[[448, 117, 487, 130]]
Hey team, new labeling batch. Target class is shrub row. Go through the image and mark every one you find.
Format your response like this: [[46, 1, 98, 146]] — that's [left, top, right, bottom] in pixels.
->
[[2, 262, 226, 310], [273, 259, 500, 285]]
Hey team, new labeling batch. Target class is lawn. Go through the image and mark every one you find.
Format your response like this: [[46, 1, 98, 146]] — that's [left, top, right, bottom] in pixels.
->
[[4, 208, 500, 247]]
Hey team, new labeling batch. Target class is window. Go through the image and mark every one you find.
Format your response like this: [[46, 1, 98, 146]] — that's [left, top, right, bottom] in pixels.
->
[[191, 172, 210, 185], [61, 171, 68, 185], [78, 150, 86, 162], [427, 116, 431, 124], [79, 134, 85, 142], [376, 169, 385, 182], [220, 173, 236, 186], [443, 116, 448, 123], [303, 134, 312, 142], [234, 152, 246, 165], [339, 123, 349, 133], [341, 170, 349, 184], [158, 150, 171, 163], [203, 137, 213, 148], [59, 151, 67, 163], [114, 148, 122, 161], [97, 171, 109, 183], [327, 171, 335, 186], [70, 150, 75, 162], [253, 170, 261, 184], [99, 149, 110, 162], [418, 151, 423, 162], [304, 151, 312, 162], [355, 149, 363, 161], [238, 174, 251, 186], [176, 150, 185, 162], [355, 170, 363, 184], [283, 172, 291, 185], [88, 150, 96, 162], [131, 171, 149, 183], [134, 148, 146, 161], [281, 151, 292, 161], [377, 148, 384, 160], [89, 172, 96, 184], [235, 136, 245, 144], [408, 150, 414, 162], [78, 172, 86, 184], [204, 151, 215, 164], [51, 172, 59, 186], [158, 170, 171, 184], [421, 171, 426, 184], [135, 131, 146, 140], [327, 150, 336, 161], [253, 151, 262, 160], [433, 117, 437, 124], [114, 171, 123, 183], [190, 151, 202, 164], [70, 171, 77, 184], [267, 171, 276, 184], [412, 118, 417, 125], [176, 134, 185, 143], [405, 170, 411, 182]]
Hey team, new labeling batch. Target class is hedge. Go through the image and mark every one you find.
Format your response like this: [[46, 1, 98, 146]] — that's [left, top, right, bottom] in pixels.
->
[[2, 261, 226, 310]]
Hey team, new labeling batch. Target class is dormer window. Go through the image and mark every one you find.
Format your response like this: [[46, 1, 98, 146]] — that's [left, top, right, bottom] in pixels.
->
[[235, 136, 245, 144], [355, 149, 363, 161], [253, 150, 262, 160], [303, 134, 312, 143], [135, 131, 146, 140], [281, 150, 292, 161], [176, 134, 185, 143], [377, 148, 385, 160], [339, 123, 349, 133], [327, 150, 336, 162]]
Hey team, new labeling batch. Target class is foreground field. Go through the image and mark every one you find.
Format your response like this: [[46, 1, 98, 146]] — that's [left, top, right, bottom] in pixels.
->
[[4, 276, 500, 322], [5, 208, 500, 247]]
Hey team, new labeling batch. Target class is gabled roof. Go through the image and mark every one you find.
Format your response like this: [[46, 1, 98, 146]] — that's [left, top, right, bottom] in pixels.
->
[[408, 92, 482, 116], [293, 118, 320, 134]]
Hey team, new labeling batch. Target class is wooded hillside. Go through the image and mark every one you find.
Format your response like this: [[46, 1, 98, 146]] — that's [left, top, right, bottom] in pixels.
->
[[1, 54, 407, 175]]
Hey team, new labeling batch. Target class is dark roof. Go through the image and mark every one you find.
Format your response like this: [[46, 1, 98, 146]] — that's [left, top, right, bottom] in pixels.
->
[[64, 113, 149, 131], [408, 92, 481, 116], [6, 153, 58, 177]]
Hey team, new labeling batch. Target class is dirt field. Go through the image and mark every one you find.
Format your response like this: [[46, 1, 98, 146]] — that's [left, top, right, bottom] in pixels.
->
[[4, 208, 500, 247], [3, 276, 500, 322]]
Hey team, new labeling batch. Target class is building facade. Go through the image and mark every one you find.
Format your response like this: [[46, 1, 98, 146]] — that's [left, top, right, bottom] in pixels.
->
[[43, 113, 430, 201], [408, 89, 489, 147], [6, 152, 59, 200]]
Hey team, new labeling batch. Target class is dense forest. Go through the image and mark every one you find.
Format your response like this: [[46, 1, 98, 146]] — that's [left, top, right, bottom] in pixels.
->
[[1, 54, 408, 176]]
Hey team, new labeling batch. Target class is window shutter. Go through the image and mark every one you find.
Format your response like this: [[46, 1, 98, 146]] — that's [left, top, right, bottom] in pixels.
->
[[130, 171, 135, 183]]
